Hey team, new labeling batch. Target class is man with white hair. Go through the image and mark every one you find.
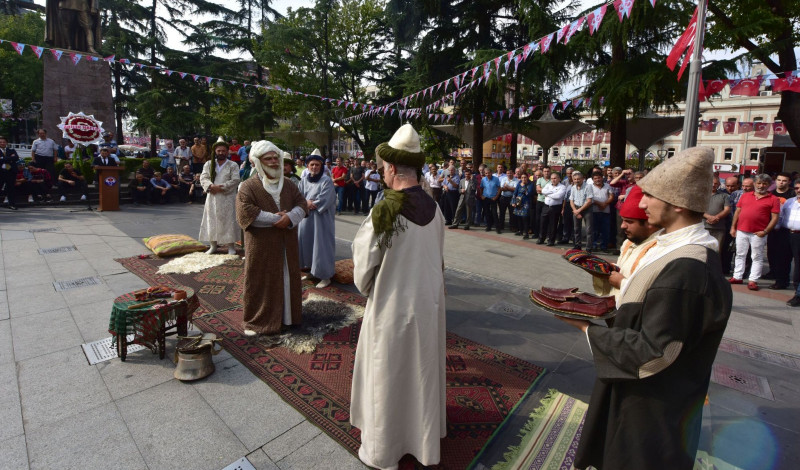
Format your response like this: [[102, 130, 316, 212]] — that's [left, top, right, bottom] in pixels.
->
[[199, 137, 241, 255], [298, 153, 337, 288], [730, 173, 780, 290], [236, 141, 308, 336], [351, 123, 446, 470]]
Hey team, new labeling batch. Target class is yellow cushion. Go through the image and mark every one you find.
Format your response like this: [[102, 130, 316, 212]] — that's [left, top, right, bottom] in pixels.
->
[[144, 234, 207, 257], [333, 259, 354, 284]]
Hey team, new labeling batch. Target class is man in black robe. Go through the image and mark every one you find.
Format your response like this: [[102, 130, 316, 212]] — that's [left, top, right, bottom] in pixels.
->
[[558, 147, 732, 470]]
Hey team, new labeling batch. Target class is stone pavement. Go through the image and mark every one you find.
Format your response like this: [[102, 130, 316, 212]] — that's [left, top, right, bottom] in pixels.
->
[[1, 205, 799, 470]]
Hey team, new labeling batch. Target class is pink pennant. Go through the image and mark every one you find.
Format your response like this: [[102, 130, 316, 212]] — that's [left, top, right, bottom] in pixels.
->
[[565, 17, 585, 44], [513, 54, 522, 74], [10, 42, 25, 55], [136, 63, 144, 69], [50, 49, 63, 61], [179, 72, 187, 79], [471, 67, 479, 79], [69, 52, 82, 65], [548, 102, 557, 113], [31, 46, 43, 59], [588, 6, 607, 35], [205, 76, 212, 84], [649, 0, 656, 6], [541, 33, 555, 54], [557, 24, 569, 44], [165, 70, 173, 76], [192, 74, 199, 81], [499, 110, 506, 119], [528, 106, 536, 114], [103, 54, 115, 62], [444, 78, 451, 92], [614, 0, 635, 22], [454, 75, 461, 88], [483, 62, 491, 77], [504, 60, 511, 74], [562, 100, 571, 109]]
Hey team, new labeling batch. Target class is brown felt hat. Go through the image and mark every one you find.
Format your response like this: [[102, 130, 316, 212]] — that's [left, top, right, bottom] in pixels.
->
[[637, 146, 714, 213]]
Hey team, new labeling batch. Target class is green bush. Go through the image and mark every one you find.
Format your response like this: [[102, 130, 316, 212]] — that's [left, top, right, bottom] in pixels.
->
[[119, 157, 162, 180]]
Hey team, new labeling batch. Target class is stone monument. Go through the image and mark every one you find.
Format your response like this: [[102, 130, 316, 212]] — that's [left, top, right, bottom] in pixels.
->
[[42, 0, 114, 141]]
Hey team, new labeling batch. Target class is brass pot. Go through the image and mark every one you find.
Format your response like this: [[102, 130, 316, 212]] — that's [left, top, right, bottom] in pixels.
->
[[174, 333, 222, 381]]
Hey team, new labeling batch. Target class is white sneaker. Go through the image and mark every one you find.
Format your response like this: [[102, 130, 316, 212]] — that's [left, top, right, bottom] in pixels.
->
[[227, 246, 237, 255], [59, 195, 66, 202], [243, 329, 257, 337], [80, 195, 87, 201], [316, 279, 331, 288], [28, 195, 34, 203]]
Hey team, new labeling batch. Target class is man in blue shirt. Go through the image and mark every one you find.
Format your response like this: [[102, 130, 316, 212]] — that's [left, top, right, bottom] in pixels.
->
[[98, 132, 119, 158], [480, 167, 501, 232]]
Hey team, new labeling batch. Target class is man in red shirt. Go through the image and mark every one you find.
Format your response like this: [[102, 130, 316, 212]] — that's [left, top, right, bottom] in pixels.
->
[[331, 156, 348, 215], [228, 138, 242, 163], [730, 173, 780, 290]]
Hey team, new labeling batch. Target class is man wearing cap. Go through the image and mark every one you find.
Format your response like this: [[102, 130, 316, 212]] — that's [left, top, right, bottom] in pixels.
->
[[351, 124, 446, 470], [593, 185, 660, 300], [236, 141, 308, 336], [558, 147, 732, 470], [199, 137, 241, 255], [298, 153, 336, 288]]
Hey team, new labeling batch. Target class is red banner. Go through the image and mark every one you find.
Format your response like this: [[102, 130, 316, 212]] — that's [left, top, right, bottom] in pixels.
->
[[722, 122, 736, 134], [667, 7, 698, 72], [729, 78, 762, 96], [754, 122, 770, 138], [738, 122, 754, 134], [773, 122, 788, 135]]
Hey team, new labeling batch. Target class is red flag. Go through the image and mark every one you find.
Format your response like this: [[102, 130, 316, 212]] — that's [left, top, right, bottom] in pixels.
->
[[771, 75, 800, 92], [541, 33, 555, 54], [704, 79, 728, 97], [773, 122, 788, 135], [738, 122, 754, 134], [557, 23, 569, 43], [614, 0, 635, 21], [722, 121, 735, 134], [677, 41, 693, 80], [729, 78, 762, 96], [667, 7, 698, 72], [587, 6, 607, 35], [754, 122, 770, 138]]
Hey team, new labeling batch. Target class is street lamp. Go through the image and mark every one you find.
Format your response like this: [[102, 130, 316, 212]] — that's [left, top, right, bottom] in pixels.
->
[[334, 109, 343, 158], [657, 149, 669, 161]]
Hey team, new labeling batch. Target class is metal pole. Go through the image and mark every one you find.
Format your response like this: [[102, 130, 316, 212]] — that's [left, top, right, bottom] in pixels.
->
[[680, 0, 708, 150]]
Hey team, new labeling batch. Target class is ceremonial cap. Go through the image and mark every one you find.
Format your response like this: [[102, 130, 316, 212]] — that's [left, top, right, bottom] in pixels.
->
[[638, 146, 714, 213], [212, 136, 229, 150], [619, 185, 647, 219], [375, 124, 425, 169]]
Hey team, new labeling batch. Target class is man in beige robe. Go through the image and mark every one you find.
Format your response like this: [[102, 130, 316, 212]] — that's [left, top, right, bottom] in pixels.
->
[[351, 124, 447, 470], [236, 141, 307, 336], [200, 137, 241, 255]]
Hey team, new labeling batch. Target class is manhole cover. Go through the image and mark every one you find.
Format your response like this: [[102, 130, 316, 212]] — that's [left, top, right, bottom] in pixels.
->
[[81, 336, 145, 365], [39, 246, 77, 255], [711, 364, 774, 401], [28, 228, 58, 233], [221, 457, 256, 470], [718, 339, 800, 371], [54, 276, 102, 291], [487, 301, 531, 319]]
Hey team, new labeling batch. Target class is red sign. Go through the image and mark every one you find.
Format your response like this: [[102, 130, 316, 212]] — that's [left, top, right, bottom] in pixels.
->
[[57, 112, 105, 145]]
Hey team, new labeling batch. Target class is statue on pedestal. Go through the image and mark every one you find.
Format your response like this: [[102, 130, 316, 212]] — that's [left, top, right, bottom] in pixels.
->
[[44, 0, 101, 54]]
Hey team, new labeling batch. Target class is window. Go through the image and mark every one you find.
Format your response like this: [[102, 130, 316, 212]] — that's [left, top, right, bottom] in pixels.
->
[[601, 148, 608, 157], [750, 148, 760, 161], [667, 148, 676, 158], [492, 144, 496, 151], [723, 148, 733, 161], [553, 148, 559, 157], [537, 147, 543, 157], [584, 147, 591, 157], [572, 147, 579, 156], [753, 116, 763, 123]]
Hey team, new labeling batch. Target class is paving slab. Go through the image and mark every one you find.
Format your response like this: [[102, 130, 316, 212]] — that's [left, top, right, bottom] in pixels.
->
[[60, 283, 116, 309], [6, 282, 68, 318], [47, 259, 99, 281], [0, 299, 7, 321], [4, 265, 55, 290], [0, 362, 23, 442], [246, 449, 281, 470], [262, 420, 323, 463], [0, 434, 29, 470], [101, 271, 149, 296], [0, 320, 12, 363], [0, 230, 34, 241], [117, 380, 247, 470], [18, 347, 112, 430], [96, 351, 178, 400], [275, 432, 366, 470], [25, 402, 146, 470], [193, 357, 306, 452], [10, 308, 82, 362], [69, 299, 115, 343]]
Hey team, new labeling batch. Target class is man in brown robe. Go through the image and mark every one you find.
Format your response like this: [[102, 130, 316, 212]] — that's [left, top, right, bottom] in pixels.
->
[[236, 140, 307, 336]]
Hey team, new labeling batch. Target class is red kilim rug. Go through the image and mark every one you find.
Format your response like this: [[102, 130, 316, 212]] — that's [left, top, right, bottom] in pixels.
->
[[116, 256, 546, 469]]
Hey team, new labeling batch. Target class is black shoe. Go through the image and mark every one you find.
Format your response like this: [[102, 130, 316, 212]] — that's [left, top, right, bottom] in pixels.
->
[[448, 225, 459, 229], [496, 230, 502, 234], [769, 283, 789, 290], [485, 227, 492, 232], [8, 205, 17, 210], [514, 232, 522, 236], [547, 241, 555, 246], [787, 296, 800, 307], [536, 239, 545, 245], [463, 226, 470, 230], [558, 239, 570, 245], [573, 244, 581, 249], [522, 235, 529, 240]]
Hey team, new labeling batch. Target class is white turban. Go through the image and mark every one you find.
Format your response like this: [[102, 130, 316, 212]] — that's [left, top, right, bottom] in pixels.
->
[[248, 140, 285, 203]]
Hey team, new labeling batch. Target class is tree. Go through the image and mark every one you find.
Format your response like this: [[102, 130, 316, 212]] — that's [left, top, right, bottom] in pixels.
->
[[0, 11, 44, 142], [706, 0, 800, 148]]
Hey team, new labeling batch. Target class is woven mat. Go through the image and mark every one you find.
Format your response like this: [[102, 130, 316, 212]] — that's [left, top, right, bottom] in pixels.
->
[[117, 255, 547, 469]]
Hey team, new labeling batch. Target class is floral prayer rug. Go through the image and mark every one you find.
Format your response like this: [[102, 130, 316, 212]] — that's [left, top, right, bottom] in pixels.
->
[[117, 255, 547, 469]]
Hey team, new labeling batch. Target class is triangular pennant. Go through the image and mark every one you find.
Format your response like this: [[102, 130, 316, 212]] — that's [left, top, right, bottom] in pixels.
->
[[557, 24, 569, 44], [103, 54, 115, 62], [528, 106, 536, 113], [205, 76, 212, 84], [178, 72, 187, 79], [192, 74, 199, 81], [11, 42, 25, 55], [614, 0, 635, 21], [90, 56, 99, 61], [69, 52, 82, 65], [541, 33, 555, 54], [165, 70, 173, 76], [29, 45, 44, 59], [565, 17, 585, 44], [50, 49, 63, 60], [562, 100, 572, 109], [650, 0, 656, 6], [119, 58, 129, 64], [548, 102, 557, 113], [136, 63, 144, 69], [588, 6, 608, 35], [574, 98, 584, 108], [499, 110, 506, 119], [504, 60, 511, 74], [513, 54, 522, 74]]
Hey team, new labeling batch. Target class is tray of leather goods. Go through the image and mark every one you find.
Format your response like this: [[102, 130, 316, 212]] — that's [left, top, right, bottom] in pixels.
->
[[562, 248, 620, 277], [529, 287, 617, 320]]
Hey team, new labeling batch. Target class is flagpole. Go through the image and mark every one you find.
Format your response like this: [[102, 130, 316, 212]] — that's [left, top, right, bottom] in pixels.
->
[[681, 0, 708, 150]]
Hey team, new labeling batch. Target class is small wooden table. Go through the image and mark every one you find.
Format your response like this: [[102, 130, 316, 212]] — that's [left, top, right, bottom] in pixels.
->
[[108, 286, 199, 361]]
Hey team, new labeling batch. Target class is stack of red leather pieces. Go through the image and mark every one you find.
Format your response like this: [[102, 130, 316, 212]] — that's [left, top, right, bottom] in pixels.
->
[[562, 248, 620, 277], [529, 287, 616, 319]]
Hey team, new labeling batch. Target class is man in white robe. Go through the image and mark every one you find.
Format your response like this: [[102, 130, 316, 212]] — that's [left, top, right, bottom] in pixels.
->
[[298, 153, 337, 288], [200, 137, 241, 255], [351, 124, 447, 470]]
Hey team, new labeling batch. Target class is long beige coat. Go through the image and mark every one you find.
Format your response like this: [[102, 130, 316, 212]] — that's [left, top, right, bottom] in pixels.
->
[[350, 209, 447, 468], [236, 177, 307, 334], [199, 159, 240, 245]]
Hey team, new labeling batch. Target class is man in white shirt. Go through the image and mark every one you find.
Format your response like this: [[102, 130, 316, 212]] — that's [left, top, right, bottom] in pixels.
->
[[569, 171, 593, 249], [498, 168, 518, 233], [364, 161, 382, 209], [31, 129, 59, 181], [780, 180, 800, 306], [589, 171, 615, 252], [173, 138, 193, 169], [539, 172, 567, 246]]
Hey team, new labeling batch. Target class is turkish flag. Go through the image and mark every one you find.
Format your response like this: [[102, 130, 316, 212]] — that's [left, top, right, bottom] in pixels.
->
[[667, 7, 698, 72], [754, 122, 770, 138], [773, 122, 788, 135], [704, 79, 728, 97], [722, 122, 736, 134], [738, 122, 754, 134], [771, 75, 800, 92], [729, 78, 762, 96]]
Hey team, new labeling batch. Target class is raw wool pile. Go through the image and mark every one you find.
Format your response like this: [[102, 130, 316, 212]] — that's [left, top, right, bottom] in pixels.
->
[[156, 252, 241, 275], [259, 292, 365, 354]]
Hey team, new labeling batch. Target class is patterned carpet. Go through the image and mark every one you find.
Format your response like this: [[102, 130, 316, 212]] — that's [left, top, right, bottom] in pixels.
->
[[116, 255, 547, 469]]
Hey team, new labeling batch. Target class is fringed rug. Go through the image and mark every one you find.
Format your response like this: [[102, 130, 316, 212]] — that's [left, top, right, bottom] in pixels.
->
[[117, 255, 547, 469], [156, 252, 241, 275], [484, 390, 743, 470]]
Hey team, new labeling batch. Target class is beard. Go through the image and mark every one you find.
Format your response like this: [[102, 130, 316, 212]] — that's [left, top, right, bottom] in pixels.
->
[[755, 187, 768, 195], [264, 165, 280, 179]]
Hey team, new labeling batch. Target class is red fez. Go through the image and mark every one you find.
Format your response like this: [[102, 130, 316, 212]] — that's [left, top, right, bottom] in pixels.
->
[[619, 184, 647, 220]]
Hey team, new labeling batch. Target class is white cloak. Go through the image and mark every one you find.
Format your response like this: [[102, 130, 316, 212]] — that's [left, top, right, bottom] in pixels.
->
[[199, 159, 240, 244], [350, 208, 447, 468], [298, 174, 337, 280]]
